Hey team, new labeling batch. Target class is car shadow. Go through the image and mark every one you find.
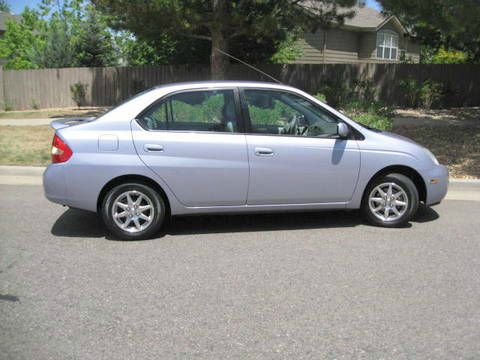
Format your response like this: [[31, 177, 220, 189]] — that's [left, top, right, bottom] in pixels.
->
[[51, 206, 440, 240]]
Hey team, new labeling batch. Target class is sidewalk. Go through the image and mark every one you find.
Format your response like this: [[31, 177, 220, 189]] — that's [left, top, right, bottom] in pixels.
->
[[0, 118, 53, 126], [1, 166, 479, 201]]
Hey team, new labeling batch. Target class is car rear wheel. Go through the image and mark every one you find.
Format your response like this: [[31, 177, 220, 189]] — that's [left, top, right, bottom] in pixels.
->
[[102, 183, 166, 240], [362, 173, 419, 227]]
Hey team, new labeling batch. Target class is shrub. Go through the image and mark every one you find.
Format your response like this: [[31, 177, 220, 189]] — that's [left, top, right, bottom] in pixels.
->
[[351, 112, 393, 131], [30, 99, 39, 110], [317, 80, 353, 108], [314, 93, 327, 103], [3, 100, 12, 111], [399, 78, 421, 108], [353, 79, 376, 106], [70, 82, 89, 108], [420, 80, 444, 109]]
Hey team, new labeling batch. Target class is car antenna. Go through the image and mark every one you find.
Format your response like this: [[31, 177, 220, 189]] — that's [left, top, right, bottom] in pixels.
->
[[214, 48, 283, 84]]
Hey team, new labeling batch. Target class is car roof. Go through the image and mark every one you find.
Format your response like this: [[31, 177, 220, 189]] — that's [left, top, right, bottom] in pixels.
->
[[153, 81, 298, 92]]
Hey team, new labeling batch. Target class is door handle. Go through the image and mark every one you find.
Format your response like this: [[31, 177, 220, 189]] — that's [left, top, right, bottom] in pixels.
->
[[144, 144, 164, 152], [254, 147, 274, 156]]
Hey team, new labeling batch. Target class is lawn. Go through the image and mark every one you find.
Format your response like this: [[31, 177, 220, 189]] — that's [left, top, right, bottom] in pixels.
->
[[0, 107, 108, 119], [0, 126, 53, 166]]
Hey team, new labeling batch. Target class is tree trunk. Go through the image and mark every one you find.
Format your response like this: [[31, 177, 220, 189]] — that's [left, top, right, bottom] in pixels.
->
[[210, 0, 228, 80]]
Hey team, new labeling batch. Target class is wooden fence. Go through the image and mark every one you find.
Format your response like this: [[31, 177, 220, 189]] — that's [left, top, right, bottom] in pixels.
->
[[1, 63, 480, 110]]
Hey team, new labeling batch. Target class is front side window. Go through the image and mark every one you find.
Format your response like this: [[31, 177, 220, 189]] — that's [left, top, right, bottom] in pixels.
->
[[243, 89, 340, 137], [138, 89, 238, 132], [376, 30, 399, 60]]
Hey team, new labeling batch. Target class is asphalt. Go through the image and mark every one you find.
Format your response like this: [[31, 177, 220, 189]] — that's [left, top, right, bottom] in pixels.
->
[[1, 184, 480, 359]]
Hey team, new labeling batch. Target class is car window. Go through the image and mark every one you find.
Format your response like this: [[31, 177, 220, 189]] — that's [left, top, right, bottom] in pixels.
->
[[137, 89, 238, 133], [244, 89, 339, 137]]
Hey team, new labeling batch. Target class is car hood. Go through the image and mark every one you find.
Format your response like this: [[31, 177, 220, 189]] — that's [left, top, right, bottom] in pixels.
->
[[378, 130, 421, 147]]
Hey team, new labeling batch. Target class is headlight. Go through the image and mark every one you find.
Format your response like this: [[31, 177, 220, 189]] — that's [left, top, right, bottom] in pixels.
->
[[425, 148, 439, 165]]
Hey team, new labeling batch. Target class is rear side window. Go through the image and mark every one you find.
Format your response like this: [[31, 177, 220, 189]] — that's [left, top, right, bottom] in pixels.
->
[[137, 89, 238, 133]]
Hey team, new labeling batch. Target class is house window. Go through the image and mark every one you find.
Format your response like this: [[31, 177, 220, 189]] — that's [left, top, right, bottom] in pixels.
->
[[376, 30, 399, 60]]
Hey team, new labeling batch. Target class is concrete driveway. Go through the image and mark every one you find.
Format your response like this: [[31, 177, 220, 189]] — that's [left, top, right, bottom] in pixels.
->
[[1, 184, 480, 359]]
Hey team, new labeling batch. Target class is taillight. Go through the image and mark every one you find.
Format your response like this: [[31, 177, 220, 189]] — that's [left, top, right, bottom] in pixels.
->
[[51, 134, 73, 163]]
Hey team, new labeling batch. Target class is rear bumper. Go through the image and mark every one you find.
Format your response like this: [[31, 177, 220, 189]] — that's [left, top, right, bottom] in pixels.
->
[[43, 164, 68, 206], [423, 164, 449, 206]]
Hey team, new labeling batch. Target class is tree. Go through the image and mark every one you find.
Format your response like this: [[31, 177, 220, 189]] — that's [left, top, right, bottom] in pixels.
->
[[74, 5, 117, 66], [0, 0, 10, 12], [421, 46, 468, 64], [378, 0, 480, 62], [0, 0, 119, 69], [93, 0, 357, 78], [0, 8, 42, 69]]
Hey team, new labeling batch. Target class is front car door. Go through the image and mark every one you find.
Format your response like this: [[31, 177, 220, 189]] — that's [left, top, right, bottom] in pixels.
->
[[241, 88, 360, 205], [132, 88, 249, 207]]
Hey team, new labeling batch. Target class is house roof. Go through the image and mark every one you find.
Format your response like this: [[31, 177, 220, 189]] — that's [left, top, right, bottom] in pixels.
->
[[300, 3, 408, 34], [0, 12, 20, 32]]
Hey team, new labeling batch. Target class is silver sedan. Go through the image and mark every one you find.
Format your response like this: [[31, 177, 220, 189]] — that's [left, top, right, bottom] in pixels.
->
[[44, 81, 448, 240]]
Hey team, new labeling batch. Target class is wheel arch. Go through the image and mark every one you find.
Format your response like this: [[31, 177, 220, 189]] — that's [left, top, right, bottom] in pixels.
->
[[363, 165, 427, 203], [96, 174, 171, 216]]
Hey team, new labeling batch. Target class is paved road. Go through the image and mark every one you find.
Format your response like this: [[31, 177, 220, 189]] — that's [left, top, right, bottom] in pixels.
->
[[1, 185, 480, 359]]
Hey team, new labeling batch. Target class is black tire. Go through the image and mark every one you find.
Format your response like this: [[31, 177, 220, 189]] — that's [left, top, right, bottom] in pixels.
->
[[101, 182, 166, 240], [361, 173, 419, 228]]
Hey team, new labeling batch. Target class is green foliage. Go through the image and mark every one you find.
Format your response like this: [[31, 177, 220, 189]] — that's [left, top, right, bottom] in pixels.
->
[[0, 0, 10, 12], [316, 80, 353, 108], [270, 32, 303, 64], [399, 78, 421, 108], [315, 78, 393, 131], [314, 93, 327, 103], [73, 5, 117, 67], [398, 77, 445, 109], [0, 0, 118, 69], [116, 32, 176, 66], [351, 112, 393, 131], [0, 9, 41, 69], [70, 82, 88, 107], [30, 99, 40, 110], [3, 101, 12, 111], [420, 80, 444, 109], [423, 47, 468, 64]]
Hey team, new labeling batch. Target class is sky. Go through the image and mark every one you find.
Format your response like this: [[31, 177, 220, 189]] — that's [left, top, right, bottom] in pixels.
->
[[8, 0, 382, 15]]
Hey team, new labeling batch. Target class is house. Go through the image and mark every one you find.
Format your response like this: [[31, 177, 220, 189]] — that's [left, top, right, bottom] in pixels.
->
[[295, 5, 420, 64]]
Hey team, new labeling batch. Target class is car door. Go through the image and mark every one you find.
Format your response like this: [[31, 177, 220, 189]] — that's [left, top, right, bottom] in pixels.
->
[[241, 88, 360, 205], [131, 88, 249, 207]]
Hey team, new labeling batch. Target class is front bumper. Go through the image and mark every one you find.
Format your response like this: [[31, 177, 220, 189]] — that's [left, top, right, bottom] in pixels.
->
[[423, 164, 449, 206], [43, 163, 68, 206]]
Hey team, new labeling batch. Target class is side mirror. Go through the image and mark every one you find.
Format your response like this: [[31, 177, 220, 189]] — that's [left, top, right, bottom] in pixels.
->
[[337, 122, 350, 139]]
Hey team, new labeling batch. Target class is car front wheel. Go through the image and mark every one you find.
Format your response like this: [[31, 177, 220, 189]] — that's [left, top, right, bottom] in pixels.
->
[[102, 182, 166, 240], [362, 173, 419, 227]]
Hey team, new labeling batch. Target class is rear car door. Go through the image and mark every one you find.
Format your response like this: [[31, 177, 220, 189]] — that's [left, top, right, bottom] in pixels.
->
[[241, 88, 360, 205], [131, 88, 249, 207]]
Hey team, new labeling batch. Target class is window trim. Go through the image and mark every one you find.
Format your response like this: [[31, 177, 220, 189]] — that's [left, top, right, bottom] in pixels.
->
[[135, 87, 246, 134], [376, 30, 399, 61], [239, 87, 362, 140]]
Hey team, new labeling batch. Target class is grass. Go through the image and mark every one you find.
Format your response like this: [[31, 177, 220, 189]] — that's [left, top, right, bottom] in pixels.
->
[[0, 107, 108, 119], [0, 126, 53, 166]]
